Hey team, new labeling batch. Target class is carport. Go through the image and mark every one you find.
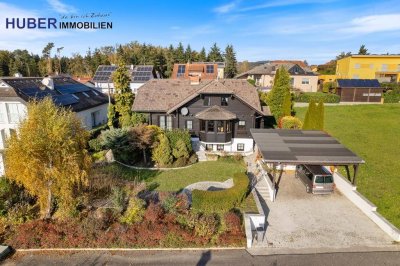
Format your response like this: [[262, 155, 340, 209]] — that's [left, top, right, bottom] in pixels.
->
[[250, 129, 365, 196]]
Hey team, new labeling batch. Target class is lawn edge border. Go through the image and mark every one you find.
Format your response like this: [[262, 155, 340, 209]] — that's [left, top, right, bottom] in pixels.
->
[[15, 247, 246, 252]]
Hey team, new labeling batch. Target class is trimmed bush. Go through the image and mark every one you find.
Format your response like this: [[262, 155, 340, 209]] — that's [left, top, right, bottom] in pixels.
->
[[89, 124, 108, 139], [88, 138, 102, 152], [191, 172, 249, 213], [165, 129, 192, 154], [281, 116, 303, 129], [294, 92, 340, 103]]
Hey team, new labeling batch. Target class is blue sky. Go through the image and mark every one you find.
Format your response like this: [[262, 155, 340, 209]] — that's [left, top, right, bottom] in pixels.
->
[[1, 0, 400, 64]]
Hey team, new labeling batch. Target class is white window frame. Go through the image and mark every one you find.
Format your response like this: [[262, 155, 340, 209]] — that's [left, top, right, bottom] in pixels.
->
[[301, 78, 310, 85], [237, 143, 245, 151], [186, 120, 193, 130], [6, 103, 25, 124], [354, 63, 360, 69]]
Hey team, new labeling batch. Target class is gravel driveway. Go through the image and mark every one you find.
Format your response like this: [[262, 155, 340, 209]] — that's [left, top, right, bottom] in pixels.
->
[[262, 172, 394, 249]]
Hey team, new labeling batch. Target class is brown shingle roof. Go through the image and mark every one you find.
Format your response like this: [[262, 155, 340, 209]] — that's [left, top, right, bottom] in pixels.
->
[[133, 79, 263, 114], [195, 105, 236, 120]]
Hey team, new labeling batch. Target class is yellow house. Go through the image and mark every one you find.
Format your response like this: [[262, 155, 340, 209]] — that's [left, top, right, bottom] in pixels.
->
[[318, 74, 337, 84], [336, 55, 400, 82]]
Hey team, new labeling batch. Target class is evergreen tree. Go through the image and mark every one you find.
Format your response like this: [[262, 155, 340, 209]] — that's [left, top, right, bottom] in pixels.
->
[[107, 103, 115, 128], [112, 62, 134, 127], [282, 92, 292, 117], [198, 47, 207, 62], [165, 44, 175, 77], [302, 100, 317, 130], [42, 42, 54, 75], [267, 66, 291, 121], [358, 44, 369, 55], [224, 45, 238, 78], [175, 42, 185, 63], [207, 43, 223, 62], [152, 134, 172, 167], [185, 44, 192, 63], [172, 139, 189, 159], [316, 100, 325, 130]]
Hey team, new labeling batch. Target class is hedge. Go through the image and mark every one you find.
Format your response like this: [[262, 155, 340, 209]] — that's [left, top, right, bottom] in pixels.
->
[[384, 90, 400, 103], [293, 92, 340, 103], [191, 172, 250, 213]]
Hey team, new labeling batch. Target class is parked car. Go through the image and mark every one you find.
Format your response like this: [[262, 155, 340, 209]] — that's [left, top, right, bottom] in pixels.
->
[[295, 164, 334, 194]]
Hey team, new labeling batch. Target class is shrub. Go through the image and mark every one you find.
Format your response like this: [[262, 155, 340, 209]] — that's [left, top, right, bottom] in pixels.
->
[[173, 157, 188, 167], [224, 212, 242, 234], [192, 172, 249, 213], [172, 139, 189, 160], [293, 92, 340, 103], [119, 197, 145, 225], [161, 195, 179, 214], [281, 116, 303, 129], [144, 202, 164, 223], [384, 90, 400, 103], [110, 186, 128, 213], [194, 213, 219, 237], [88, 138, 102, 152], [6, 202, 38, 225], [152, 134, 173, 167], [188, 153, 198, 164], [89, 124, 108, 139], [165, 129, 192, 154]]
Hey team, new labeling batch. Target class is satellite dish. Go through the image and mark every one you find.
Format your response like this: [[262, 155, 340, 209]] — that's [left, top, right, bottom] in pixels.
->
[[181, 107, 189, 116]]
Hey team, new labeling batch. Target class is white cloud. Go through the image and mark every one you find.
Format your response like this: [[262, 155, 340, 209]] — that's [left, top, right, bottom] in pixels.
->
[[47, 0, 77, 14], [213, 1, 239, 14], [341, 14, 400, 34]]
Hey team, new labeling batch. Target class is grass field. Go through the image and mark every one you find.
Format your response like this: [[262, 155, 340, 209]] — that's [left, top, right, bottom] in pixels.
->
[[296, 104, 400, 228], [105, 159, 246, 192]]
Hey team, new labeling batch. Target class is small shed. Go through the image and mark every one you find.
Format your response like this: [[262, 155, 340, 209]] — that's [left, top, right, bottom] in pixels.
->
[[336, 79, 383, 102]]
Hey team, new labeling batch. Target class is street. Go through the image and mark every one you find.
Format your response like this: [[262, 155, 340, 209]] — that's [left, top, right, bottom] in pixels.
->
[[3, 249, 400, 266]]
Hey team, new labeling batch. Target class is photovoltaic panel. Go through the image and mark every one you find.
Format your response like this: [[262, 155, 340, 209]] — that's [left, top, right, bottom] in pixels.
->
[[55, 84, 91, 94], [52, 94, 79, 106]]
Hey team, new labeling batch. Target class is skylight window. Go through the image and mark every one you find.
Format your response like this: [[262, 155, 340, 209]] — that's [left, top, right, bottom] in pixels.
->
[[71, 94, 79, 100], [82, 92, 90, 98]]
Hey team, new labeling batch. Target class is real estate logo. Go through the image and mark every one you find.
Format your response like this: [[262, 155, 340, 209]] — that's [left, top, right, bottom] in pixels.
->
[[4, 12, 113, 30]]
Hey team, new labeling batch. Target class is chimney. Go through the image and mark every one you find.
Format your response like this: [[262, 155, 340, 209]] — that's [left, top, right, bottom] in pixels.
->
[[190, 76, 200, 85], [14, 72, 22, 78], [42, 77, 54, 90]]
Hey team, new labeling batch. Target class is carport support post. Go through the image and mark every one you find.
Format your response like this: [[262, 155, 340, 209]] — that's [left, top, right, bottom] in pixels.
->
[[352, 164, 359, 186], [345, 165, 351, 182]]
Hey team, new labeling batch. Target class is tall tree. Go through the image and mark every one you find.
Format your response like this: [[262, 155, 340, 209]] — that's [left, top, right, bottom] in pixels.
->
[[336, 51, 352, 60], [358, 44, 369, 55], [5, 98, 91, 218], [175, 42, 185, 63], [42, 42, 54, 75], [239, 60, 250, 73], [302, 100, 318, 130], [267, 66, 291, 121], [224, 44, 238, 78], [207, 43, 223, 62], [282, 92, 292, 117], [152, 134, 172, 167], [112, 62, 134, 127], [185, 44, 192, 63], [198, 47, 207, 62], [315, 100, 325, 130], [129, 124, 155, 164]]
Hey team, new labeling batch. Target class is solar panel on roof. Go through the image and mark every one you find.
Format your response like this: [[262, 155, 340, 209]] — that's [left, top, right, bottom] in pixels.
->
[[52, 94, 79, 106], [55, 84, 91, 94], [337, 79, 380, 88]]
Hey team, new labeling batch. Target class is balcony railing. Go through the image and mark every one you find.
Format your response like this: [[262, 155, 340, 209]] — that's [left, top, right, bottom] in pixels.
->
[[199, 131, 232, 143]]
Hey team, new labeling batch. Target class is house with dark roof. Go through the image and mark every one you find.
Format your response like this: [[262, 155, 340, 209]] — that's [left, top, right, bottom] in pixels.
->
[[0, 76, 109, 175], [171, 62, 225, 80], [236, 62, 318, 92], [133, 79, 271, 154], [336, 79, 383, 102], [92, 65, 159, 94]]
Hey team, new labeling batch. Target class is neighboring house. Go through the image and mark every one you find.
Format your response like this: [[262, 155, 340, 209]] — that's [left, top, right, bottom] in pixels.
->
[[336, 79, 383, 103], [271, 60, 308, 68], [132, 79, 271, 153], [336, 55, 400, 82], [73, 77, 96, 88], [92, 65, 159, 94], [171, 62, 225, 80], [236, 62, 318, 92]]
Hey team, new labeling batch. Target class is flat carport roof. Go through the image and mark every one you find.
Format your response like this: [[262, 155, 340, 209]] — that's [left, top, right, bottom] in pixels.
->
[[250, 129, 365, 184]]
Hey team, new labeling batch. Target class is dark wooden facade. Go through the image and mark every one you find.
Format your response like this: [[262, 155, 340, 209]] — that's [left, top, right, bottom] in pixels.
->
[[147, 93, 263, 143], [337, 87, 383, 102]]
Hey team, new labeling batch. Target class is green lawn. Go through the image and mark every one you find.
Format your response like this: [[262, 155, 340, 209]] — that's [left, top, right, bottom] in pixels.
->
[[104, 160, 246, 192], [296, 104, 400, 228]]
